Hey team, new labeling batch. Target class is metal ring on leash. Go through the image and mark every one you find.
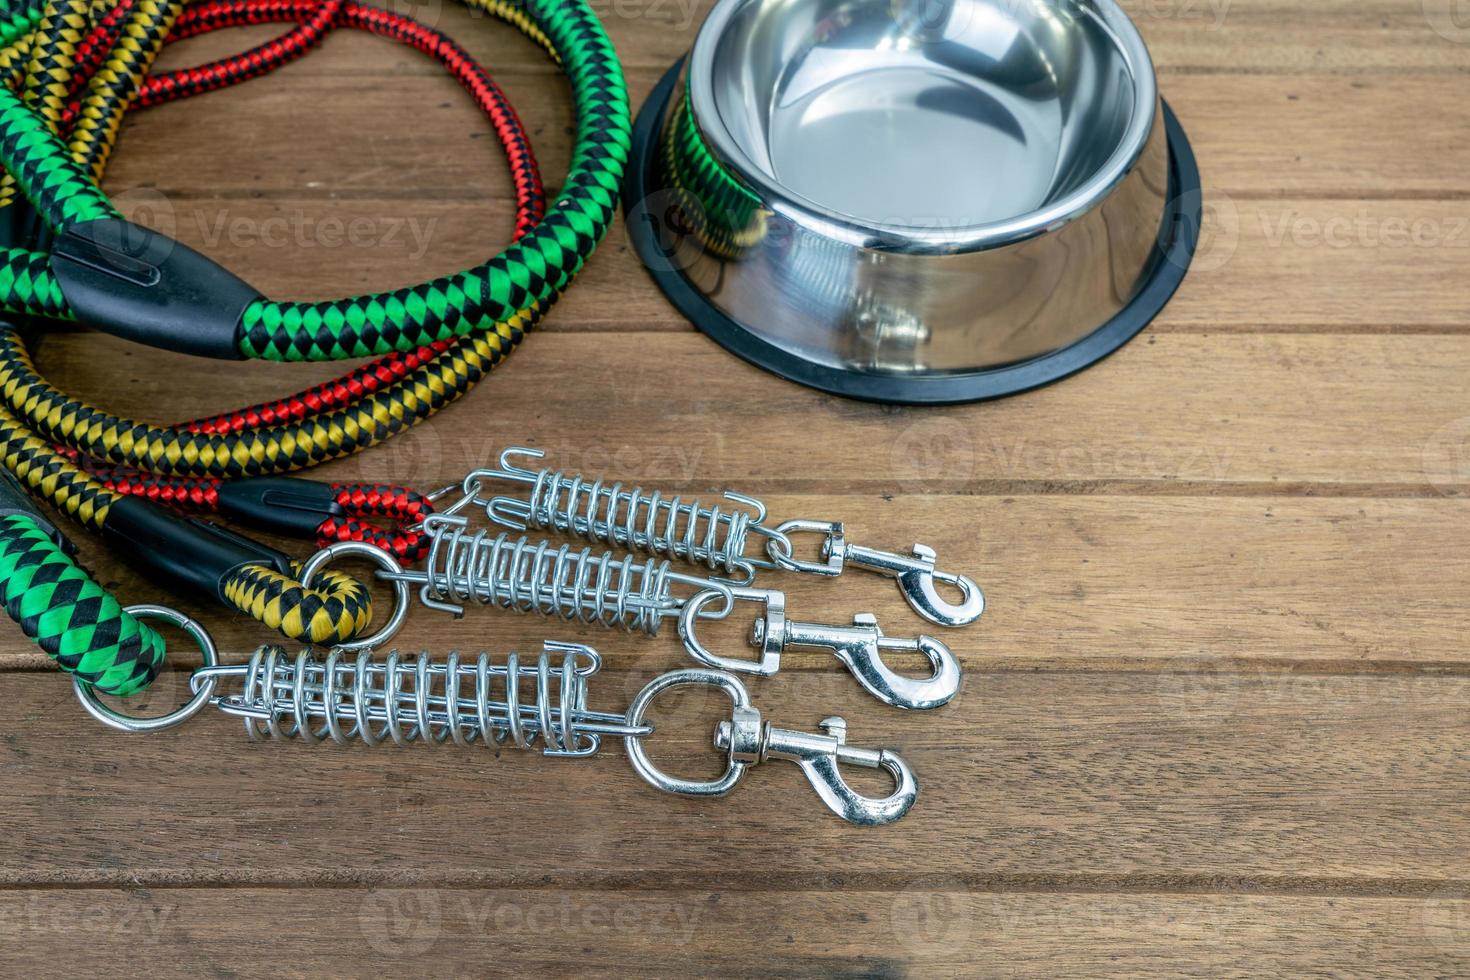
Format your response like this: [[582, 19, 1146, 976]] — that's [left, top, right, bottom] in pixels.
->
[[623, 668, 752, 797], [71, 605, 220, 733], [297, 541, 411, 651]]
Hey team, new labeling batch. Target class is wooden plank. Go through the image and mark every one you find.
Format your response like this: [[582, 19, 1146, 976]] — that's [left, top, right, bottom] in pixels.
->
[[99, 18, 1470, 335], [146, 0, 1470, 75], [2, 492, 1466, 669], [0, 888, 1466, 976], [1171, 196, 1470, 329], [2, 669, 1466, 884], [106, 71, 1470, 200], [0, 0, 1461, 972], [32, 331, 1470, 488], [95, 189, 1470, 331]]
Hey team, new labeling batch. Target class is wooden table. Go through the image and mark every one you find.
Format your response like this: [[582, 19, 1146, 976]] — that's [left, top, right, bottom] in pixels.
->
[[2, 0, 1468, 974]]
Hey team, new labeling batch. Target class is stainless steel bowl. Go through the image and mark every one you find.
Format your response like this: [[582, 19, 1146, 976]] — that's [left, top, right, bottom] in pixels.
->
[[626, 0, 1201, 403]]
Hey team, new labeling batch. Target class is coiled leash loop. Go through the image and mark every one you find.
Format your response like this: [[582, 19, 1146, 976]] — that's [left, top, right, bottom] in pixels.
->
[[0, 471, 163, 695], [0, 0, 598, 655], [0, 0, 628, 363], [28, 0, 551, 565], [0, 0, 366, 653], [3, 0, 557, 485]]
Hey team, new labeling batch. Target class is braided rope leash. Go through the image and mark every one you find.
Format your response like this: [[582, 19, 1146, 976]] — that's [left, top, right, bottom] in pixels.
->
[[25, 0, 548, 529], [0, 0, 435, 649], [0, 0, 629, 365], [0, 512, 162, 695], [5, 0, 538, 566], [0, 0, 564, 485], [0, 0, 380, 648], [72, 466, 436, 562], [0, 387, 379, 644], [0, 0, 592, 649]]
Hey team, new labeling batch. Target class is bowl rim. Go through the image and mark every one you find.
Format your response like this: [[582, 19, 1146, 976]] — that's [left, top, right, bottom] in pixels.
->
[[687, 0, 1160, 253], [624, 61, 1201, 404]]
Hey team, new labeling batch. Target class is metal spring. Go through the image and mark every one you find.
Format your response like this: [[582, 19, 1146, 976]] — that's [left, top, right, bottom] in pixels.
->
[[472, 448, 775, 583], [394, 518, 717, 635], [210, 642, 644, 755]]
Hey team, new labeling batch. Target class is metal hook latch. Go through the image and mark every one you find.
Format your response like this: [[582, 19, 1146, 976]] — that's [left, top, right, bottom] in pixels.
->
[[769, 521, 984, 628], [843, 542, 985, 629], [623, 668, 918, 826], [678, 588, 961, 710]]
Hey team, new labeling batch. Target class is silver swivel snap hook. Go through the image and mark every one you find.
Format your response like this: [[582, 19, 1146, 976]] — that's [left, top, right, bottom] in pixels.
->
[[623, 668, 918, 826], [769, 520, 984, 629], [677, 587, 961, 710], [844, 542, 985, 629]]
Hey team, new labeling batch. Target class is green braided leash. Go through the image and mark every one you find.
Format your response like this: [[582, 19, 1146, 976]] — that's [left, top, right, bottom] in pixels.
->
[[0, 513, 164, 694], [0, 0, 632, 361]]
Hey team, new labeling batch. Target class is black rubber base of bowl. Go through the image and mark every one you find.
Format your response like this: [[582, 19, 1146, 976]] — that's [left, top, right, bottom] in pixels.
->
[[624, 59, 1203, 405]]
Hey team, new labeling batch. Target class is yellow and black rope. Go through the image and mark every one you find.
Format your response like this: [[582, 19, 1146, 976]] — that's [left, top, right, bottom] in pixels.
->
[[0, 0, 377, 643]]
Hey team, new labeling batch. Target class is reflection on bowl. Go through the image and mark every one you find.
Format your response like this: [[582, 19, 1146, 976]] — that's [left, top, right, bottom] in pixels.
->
[[628, 0, 1199, 402]]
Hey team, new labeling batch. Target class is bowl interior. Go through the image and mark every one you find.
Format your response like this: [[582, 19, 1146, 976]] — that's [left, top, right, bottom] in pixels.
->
[[700, 0, 1148, 232]]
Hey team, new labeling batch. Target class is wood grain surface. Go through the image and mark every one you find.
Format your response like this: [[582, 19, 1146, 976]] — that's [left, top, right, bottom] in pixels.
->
[[2, 0, 1468, 976]]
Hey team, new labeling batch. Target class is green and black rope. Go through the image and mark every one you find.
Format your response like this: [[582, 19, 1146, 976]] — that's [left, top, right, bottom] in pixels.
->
[[0, 0, 626, 681], [0, 0, 628, 678], [0, 511, 163, 696], [0, 0, 629, 365]]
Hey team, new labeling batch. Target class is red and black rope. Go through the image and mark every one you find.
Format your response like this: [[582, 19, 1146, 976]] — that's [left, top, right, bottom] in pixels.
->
[[36, 0, 552, 561]]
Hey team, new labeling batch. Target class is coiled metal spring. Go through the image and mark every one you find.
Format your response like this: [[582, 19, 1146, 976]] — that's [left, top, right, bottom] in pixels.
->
[[466, 448, 784, 583], [382, 514, 726, 635], [204, 641, 647, 755], [74, 607, 920, 826], [454, 447, 985, 629]]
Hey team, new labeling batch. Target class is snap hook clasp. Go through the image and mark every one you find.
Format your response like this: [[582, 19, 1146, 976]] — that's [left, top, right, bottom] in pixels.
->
[[840, 542, 985, 628], [772, 610, 961, 711], [623, 668, 918, 826], [678, 588, 960, 710], [719, 710, 917, 826]]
